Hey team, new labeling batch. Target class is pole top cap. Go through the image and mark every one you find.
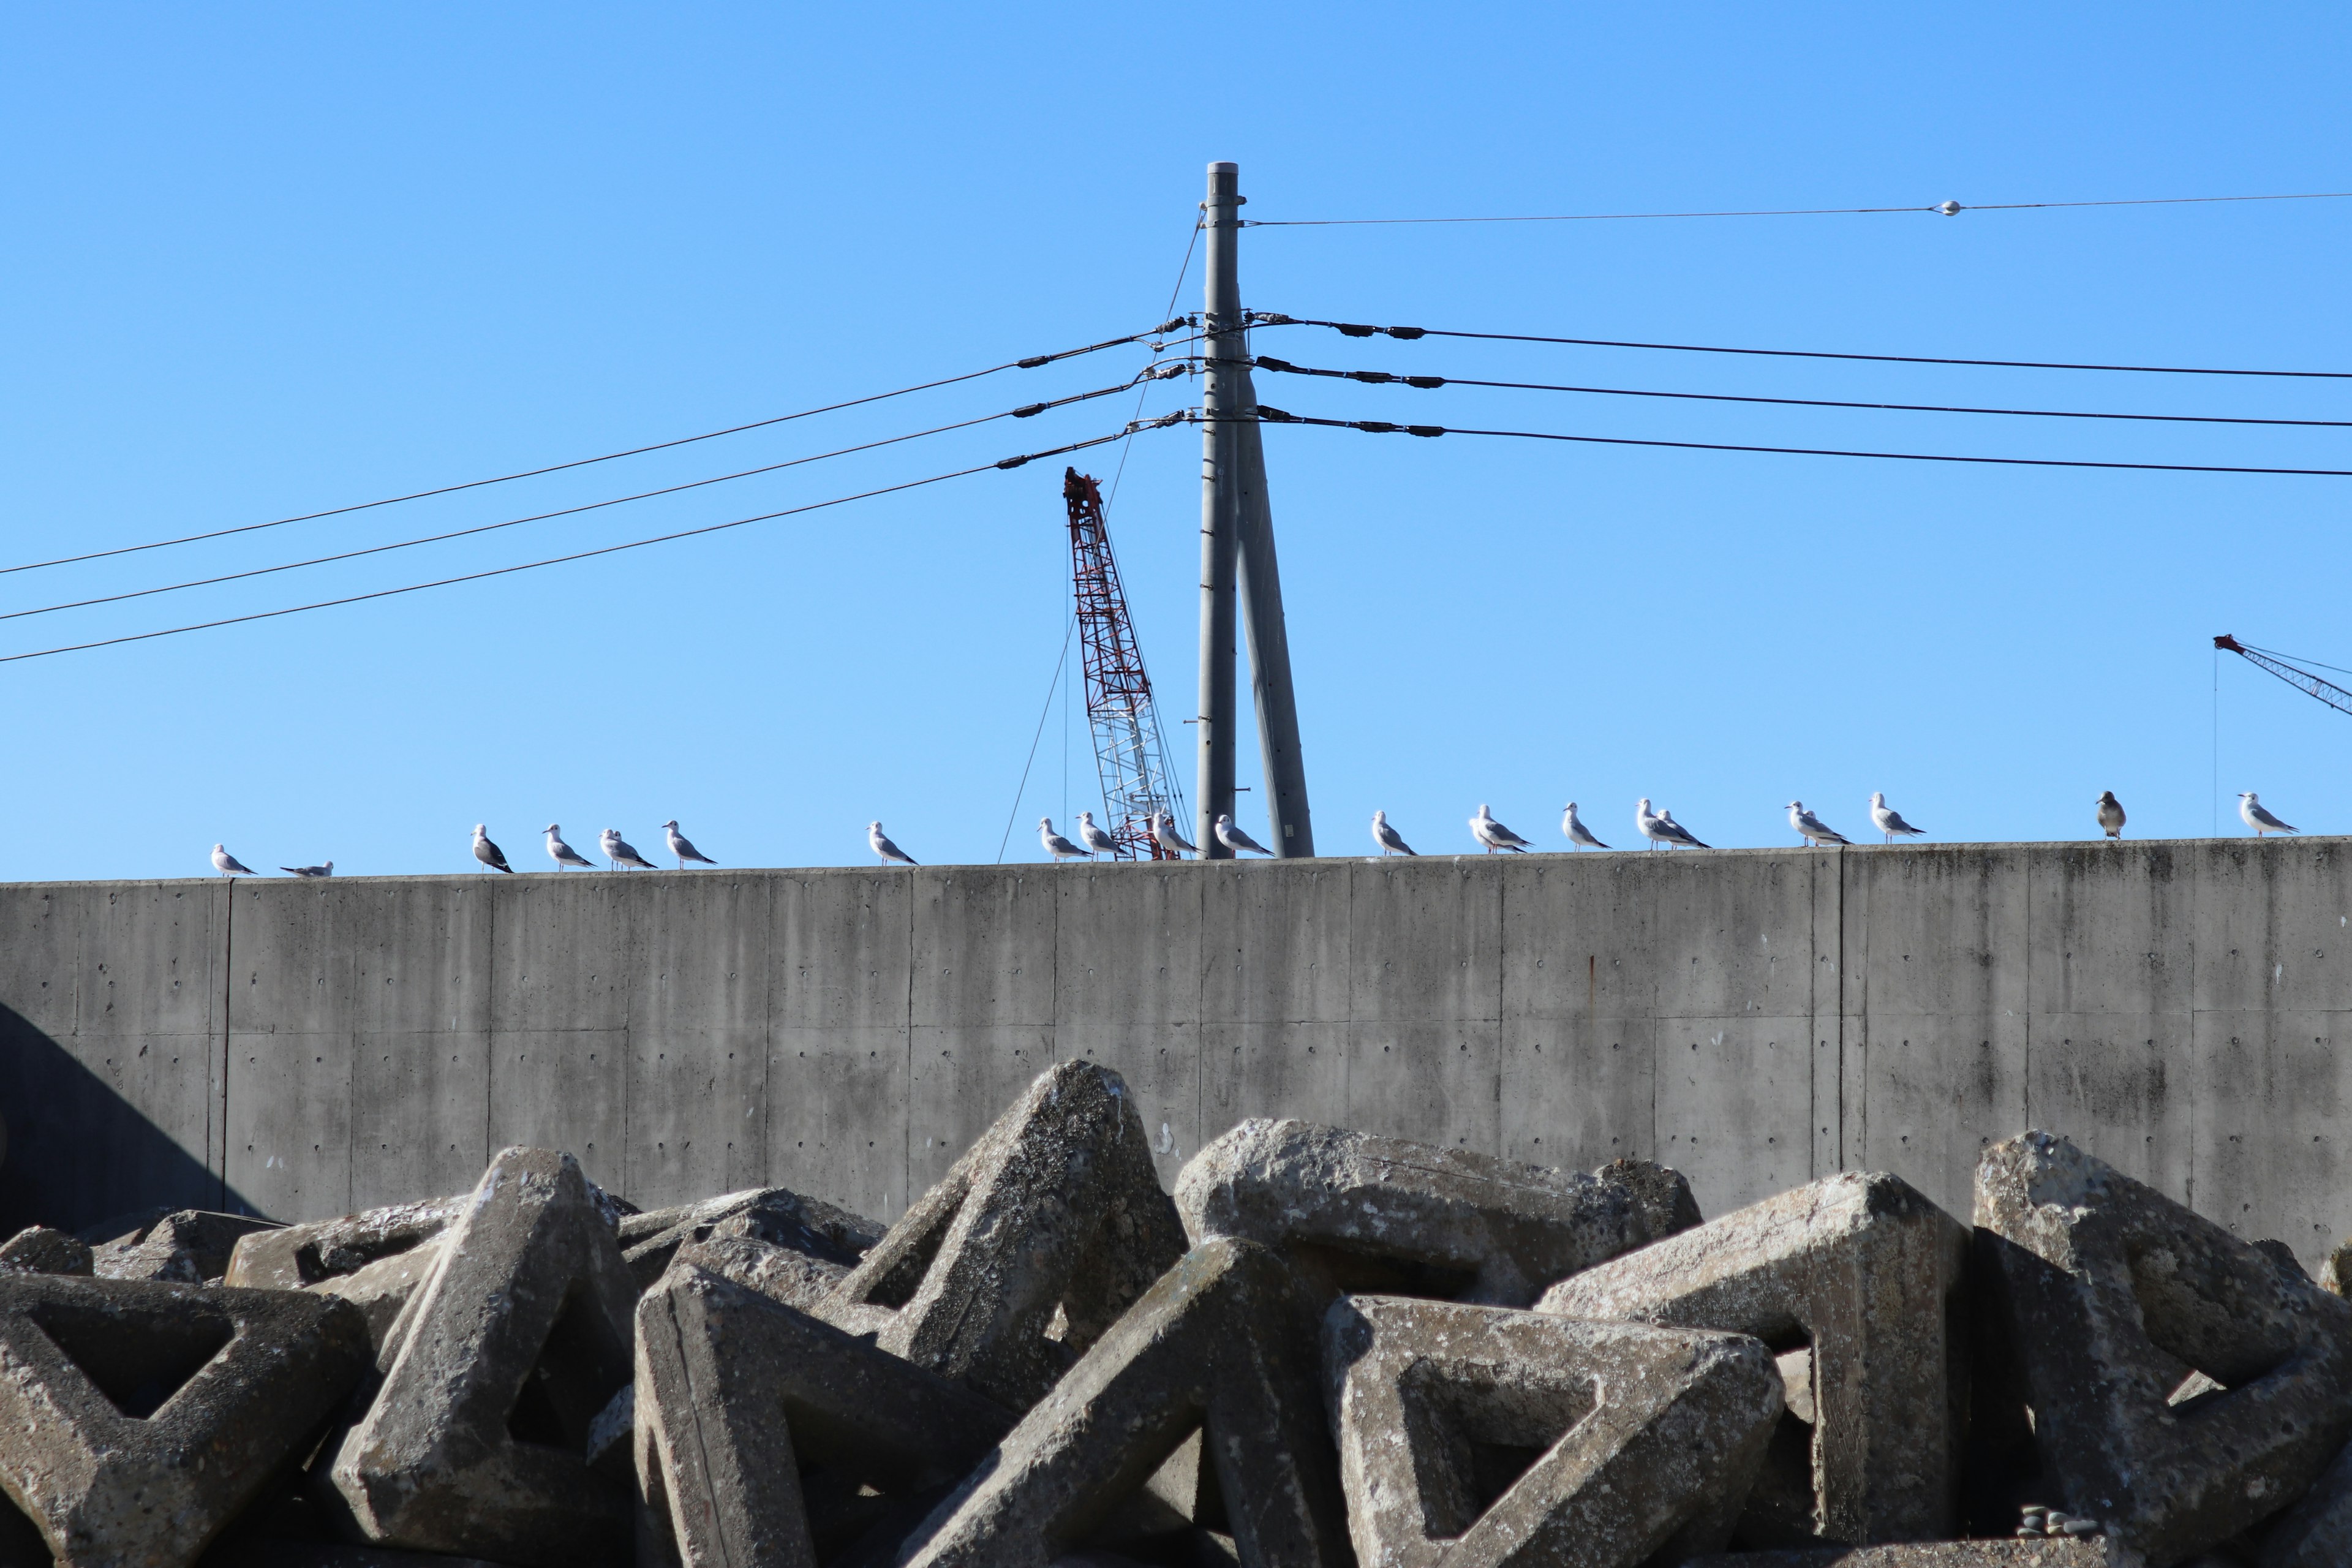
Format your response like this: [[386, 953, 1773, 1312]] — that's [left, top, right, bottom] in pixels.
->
[[1207, 160, 1238, 174]]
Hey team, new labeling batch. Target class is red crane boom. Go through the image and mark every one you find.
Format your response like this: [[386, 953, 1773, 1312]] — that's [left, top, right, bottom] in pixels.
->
[[1066, 468, 1186, 858], [2214, 634, 2352, 720]]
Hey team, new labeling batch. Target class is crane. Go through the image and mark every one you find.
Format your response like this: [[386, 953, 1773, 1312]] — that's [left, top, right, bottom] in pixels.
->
[[2214, 634, 2352, 719], [1065, 467, 1187, 858]]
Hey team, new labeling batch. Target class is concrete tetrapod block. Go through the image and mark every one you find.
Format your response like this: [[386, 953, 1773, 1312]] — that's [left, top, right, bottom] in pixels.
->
[[2254, 1430, 2352, 1567], [0, 1273, 371, 1568], [671, 1234, 851, 1314], [633, 1259, 1013, 1568], [225, 1199, 463, 1291], [312, 1243, 447, 1357], [1537, 1170, 1969, 1548], [820, 1061, 1188, 1411], [618, 1186, 883, 1292], [1324, 1295, 1781, 1568], [1683, 1544, 2143, 1566], [1973, 1133, 2352, 1566], [94, 1212, 284, 1284], [895, 1238, 1352, 1568], [1176, 1120, 1703, 1307], [0, 1227, 94, 1275], [323, 1147, 638, 1568]]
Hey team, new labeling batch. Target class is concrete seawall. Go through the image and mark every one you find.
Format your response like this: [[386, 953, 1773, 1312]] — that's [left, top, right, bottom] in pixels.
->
[[4, 838, 2348, 1264]]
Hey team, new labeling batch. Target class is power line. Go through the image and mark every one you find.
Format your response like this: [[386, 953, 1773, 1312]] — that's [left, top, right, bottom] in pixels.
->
[[0, 372, 1176, 625], [1256, 315, 2352, 380], [0, 420, 1178, 666], [0, 322, 1191, 579], [1249, 356, 2352, 428], [1245, 189, 2352, 227], [1238, 409, 2352, 477]]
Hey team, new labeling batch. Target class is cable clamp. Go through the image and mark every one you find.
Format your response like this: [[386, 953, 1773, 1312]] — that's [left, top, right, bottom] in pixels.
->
[[1255, 407, 1297, 423], [997, 453, 1033, 469], [1254, 356, 1297, 372], [1403, 375, 1445, 389], [1406, 425, 1445, 438], [1352, 421, 1401, 434], [1250, 312, 1297, 326], [1016, 355, 1052, 369], [1335, 323, 1378, 337]]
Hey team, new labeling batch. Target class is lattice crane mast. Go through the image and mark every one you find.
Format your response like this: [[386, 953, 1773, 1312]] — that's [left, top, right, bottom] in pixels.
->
[[1065, 468, 1187, 858], [2214, 635, 2352, 720]]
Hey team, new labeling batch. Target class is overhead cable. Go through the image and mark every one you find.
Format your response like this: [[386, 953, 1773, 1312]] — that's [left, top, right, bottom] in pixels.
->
[[0, 321, 1192, 579], [1253, 315, 2352, 380], [0, 370, 1180, 625], [1245, 190, 2352, 226], [0, 417, 1185, 666], [1250, 357, 2352, 428], [1233, 409, 2352, 478]]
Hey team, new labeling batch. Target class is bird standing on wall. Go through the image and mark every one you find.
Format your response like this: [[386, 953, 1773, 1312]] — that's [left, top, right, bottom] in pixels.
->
[[2239, 793, 2299, 837], [1076, 812, 1120, 858], [663, 821, 718, 869], [212, 845, 257, 877], [869, 821, 918, 865], [2095, 792, 2127, 840], [1151, 810, 1196, 857], [1869, 793, 1925, 844], [1562, 803, 1607, 850], [1470, 804, 1532, 854], [1039, 816, 1088, 861], [472, 825, 512, 873], [602, 828, 658, 870], [1371, 810, 1417, 856], [1787, 802, 1850, 847], [1636, 800, 1671, 850], [1659, 810, 1708, 848], [1215, 813, 1273, 856], [545, 824, 595, 870], [281, 861, 334, 878]]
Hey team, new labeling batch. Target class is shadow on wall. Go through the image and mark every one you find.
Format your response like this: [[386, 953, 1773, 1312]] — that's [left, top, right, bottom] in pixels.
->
[[0, 1005, 253, 1234]]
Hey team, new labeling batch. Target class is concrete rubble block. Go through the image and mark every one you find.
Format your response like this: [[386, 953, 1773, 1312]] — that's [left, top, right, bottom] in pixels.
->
[[819, 1061, 1188, 1411], [0, 1227, 93, 1275], [633, 1259, 1013, 1568], [1538, 1170, 1970, 1548], [2254, 1430, 2352, 1566], [1683, 1543, 2143, 1566], [323, 1146, 639, 1568], [200, 1545, 524, 1568], [618, 1185, 883, 1292], [225, 1199, 464, 1291], [1973, 1133, 2352, 1567], [671, 1234, 853, 1314], [1325, 1294, 1782, 1568], [0, 1272, 372, 1568], [897, 1237, 1353, 1568], [94, 1211, 284, 1284], [314, 1243, 447, 1357], [1176, 1119, 1702, 1306]]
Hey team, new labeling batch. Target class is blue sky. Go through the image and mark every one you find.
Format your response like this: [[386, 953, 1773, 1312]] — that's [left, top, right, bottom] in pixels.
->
[[4, 4, 2348, 878]]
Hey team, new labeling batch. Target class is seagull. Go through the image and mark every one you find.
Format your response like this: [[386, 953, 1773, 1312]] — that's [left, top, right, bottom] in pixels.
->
[[2239, 792, 2299, 837], [545, 824, 595, 870], [1215, 813, 1273, 856], [1869, 792, 1925, 845], [1562, 802, 1607, 850], [1787, 801, 1849, 847], [1076, 811, 1120, 858], [1469, 804, 1532, 854], [1039, 816, 1088, 861], [2095, 791, 2127, 840], [602, 828, 658, 870], [663, 820, 718, 869], [212, 845, 257, 878], [1635, 800, 1674, 851], [1371, 810, 1417, 856], [1150, 810, 1197, 857], [472, 824, 513, 873], [1658, 810, 1709, 849], [869, 821, 918, 865], [280, 861, 334, 878]]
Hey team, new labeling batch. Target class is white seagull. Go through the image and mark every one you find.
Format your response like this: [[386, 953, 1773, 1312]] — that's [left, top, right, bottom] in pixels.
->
[[1869, 792, 1925, 844], [545, 824, 595, 870], [1215, 813, 1273, 856], [1371, 810, 1417, 856], [1635, 799, 1673, 851], [663, 820, 718, 869], [1151, 810, 1197, 857], [212, 845, 257, 878], [472, 824, 513, 873], [1039, 816, 1088, 861], [1562, 802, 1607, 850], [1659, 810, 1709, 849], [601, 828, 658, 871], [1076, 811, 1120, 858], [869, 821, 918, 865], [280, 861, 334, 878], [1787, 801, 1850, 847], [2095, 791, 2127, 840], [1469, 804, 1532, 854], [2239, 792, 2298, 837]]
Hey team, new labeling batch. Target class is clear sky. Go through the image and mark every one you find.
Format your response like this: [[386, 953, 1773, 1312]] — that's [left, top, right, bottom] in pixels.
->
[[5, 4, 2349, 879]]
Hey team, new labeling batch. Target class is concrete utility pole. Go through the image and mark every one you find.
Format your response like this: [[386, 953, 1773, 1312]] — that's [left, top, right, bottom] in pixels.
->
[[1195, 160, 1315, 858]]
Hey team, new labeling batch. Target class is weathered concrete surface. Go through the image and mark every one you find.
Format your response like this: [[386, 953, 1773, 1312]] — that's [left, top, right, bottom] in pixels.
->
[[10, 840, 2352, 1268], [224, 1199, 460, 1290], [1683, 1544, 2141, 1566], [1973, 1133, 2352, 1566], [94, 1210, 280, 1283], [1324, 1295, 1782, 1568], [0, 1226, 92, 1275]]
